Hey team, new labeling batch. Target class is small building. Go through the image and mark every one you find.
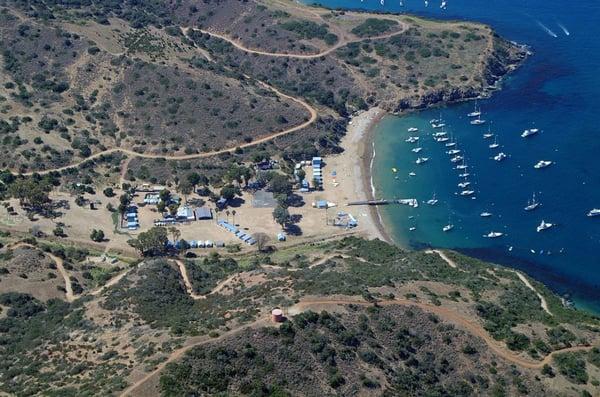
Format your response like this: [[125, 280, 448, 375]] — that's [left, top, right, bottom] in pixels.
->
[[271, 308, 284, 323], [144, 193, 160, 205], [312, 157, 322, 167], [176, 205, 195, 221], [277, 233, 286, 241], [315, 200, 328, 209], [194, 207, 212, 220]]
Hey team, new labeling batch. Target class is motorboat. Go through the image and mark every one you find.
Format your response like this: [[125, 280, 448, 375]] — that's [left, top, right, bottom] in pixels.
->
[[446, 149, 461, 155], [392, 168, 398, 173], [521, 128, 539, 138], [483, 231, 504, 238], [493, 152, 507, 161], [450, 155, 463, 163], [409, 172, 416, 176], [460, 190, 475, 196], [412, 147, 423, 153], [480, 212, 493, 217], [587, 209, 600, 217], [405, 136, 419, 143], [415, 157, 429, 165], [524, 192, 541, 211], [536, 220, 554, 232], [435, 137, 450, 142], [458, 181, 470, 188], [433, 132, 448, 138], [409, 226, 416, 231], [445, 141, 456, 147], [442, 224, 454, 232], [408, 127, 419, 132], [534, 160, 553, 169], [426, 194, 439, 205], [458, 172, 470, 178], [483, 132, 494, 139]]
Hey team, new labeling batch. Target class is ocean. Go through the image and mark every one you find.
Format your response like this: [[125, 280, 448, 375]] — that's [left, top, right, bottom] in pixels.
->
[[304, 0, 600, 312]]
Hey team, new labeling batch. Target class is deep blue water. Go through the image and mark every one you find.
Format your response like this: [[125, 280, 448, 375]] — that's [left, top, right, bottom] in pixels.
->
[[305, 0, 600, 311]]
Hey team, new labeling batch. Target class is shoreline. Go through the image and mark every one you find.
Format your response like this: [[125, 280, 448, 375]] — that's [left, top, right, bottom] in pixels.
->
[[334, 107, 393, 244]]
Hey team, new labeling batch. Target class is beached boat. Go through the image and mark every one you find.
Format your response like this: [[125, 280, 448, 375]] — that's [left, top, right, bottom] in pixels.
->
[[536, 220, 554, 232], [483, 231, 504, 238], [493, 152, 507, 161], [521, 128, 539, 138], [411, 147, 423, 153], [534, 160, 553, 169], [415, 157, 429, 165], [587, 208, 600, 217], [480, 212, 493, 217], [524, 192, 541, 211], [408, 127, 419, 132]]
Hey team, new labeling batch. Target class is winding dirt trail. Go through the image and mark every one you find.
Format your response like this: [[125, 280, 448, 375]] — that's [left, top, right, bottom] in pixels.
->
[[14, 19, 410, 177], [427, 249, 458, 268], [90, 269, 131, 296], [290, 298, 593, 369], [121, 295, 597, 395], [174, 259, 239, 300], [10, 243, 75, 302]]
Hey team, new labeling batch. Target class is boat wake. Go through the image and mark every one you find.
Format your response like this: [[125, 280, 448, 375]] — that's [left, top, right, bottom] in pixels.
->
[[370, 141, 377, 198], [557, 22, 570, 36], [536, 21, 558, 38]]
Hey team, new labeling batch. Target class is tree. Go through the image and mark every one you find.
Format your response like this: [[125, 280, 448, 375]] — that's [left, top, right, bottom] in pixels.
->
[[273, 205, 291, 229], [231, 210, 237, 226], [118, 194, 131, 215], [168, 226, 181, 243], [53, 225, 66, 237], [269, 174, 292, 195], [187, 172, 207, 188], [8, 178, 50, 211], [103, 187, 115, 197], [128, 226, 168, 256], [225, 210, 230, 222], [220, 184, 240, 201], [297, 168, 306, 182], [90, 229, 105, 242], [178, 179, 193, 202], [253, 232, 270, 252], [159, 189, 171, 203]]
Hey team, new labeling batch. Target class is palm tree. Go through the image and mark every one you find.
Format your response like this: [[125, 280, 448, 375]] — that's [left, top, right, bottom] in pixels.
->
[[232, 210, 236, 226], [225, 210, 230, 223]]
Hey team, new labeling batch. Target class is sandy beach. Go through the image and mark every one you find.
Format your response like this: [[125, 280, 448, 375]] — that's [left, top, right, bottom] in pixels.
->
[[325, 107, 393, 243]]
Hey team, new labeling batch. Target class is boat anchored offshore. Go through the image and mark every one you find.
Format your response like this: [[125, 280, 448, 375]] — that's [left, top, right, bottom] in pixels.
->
[[483, 124, 494, 139], [405, 136, 419, 143], [450, 155, 463, 163], [470, 115, 486, 125], [446, 149, 461, 155], [521, 128, 539, 138], [412, 147, 423, 153], [426, 193, 438, 206], [458, 181, 471, 188], [480, 212, 493, 217], [536, 220, 554, 232], [483, 231, 503, 238], [534, 160, 553, 169], [460, 190, 475, 196], [489, 136, 500, 149], [587, 209, 600, 217], [443, 223, 454, 232], [524, 192, 541, 211], [468, 101, 481, 118], [408, 127, 419, 132], [493, 152, 507, 161], [416, 157, 429, 165]]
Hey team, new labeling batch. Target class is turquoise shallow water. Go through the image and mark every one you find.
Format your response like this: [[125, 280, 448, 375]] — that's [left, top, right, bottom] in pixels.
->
[[306, 0, 600, 311]]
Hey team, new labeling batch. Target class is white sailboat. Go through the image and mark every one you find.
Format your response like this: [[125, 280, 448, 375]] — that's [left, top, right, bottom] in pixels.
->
[[468, 101, 481, 118], [483, 124, 494, 139], [408, 127, 419, 132], [470, 115, 486, 125], [480, 212, 493, 217], [536, 220, 554, 232], [524, 192, 541, 211], [458, 181, 471, 188], [450, 155, 463, 163], [415, 157, 429, 165], [460, 190, 475, 196], [426, 193, 438, 206], [489, 136, 500, 149], [412, 147, 423, 153], [442, 223, 454, 232], [446, 149, 461, 155]]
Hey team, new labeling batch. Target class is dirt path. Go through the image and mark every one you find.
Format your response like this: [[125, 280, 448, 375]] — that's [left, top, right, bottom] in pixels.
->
[[190, 21, 408, 59], [427, 249, 458, 268], [10, 243, 75, 302], [90, 269, 131, 296], [174, 259, 239, 299], [515, 271, 553, 316], [120, 316, 270, 397], [291, 298, 593, 369], [426, 249, 552, 316]]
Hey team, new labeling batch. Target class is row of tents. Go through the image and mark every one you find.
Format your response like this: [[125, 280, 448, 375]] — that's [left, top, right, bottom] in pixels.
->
[[218, 220, 257, 245]]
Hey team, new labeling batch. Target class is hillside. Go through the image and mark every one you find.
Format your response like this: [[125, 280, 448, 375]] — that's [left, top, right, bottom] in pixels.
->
[[0, 237, 599, 396], [0, 0, 525, 177]]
